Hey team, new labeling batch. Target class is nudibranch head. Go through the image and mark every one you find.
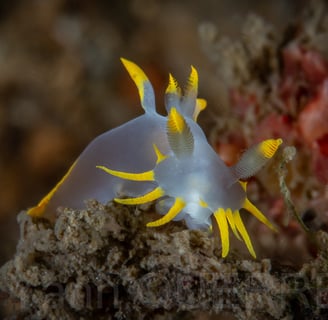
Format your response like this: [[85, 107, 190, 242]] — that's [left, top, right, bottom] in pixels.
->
[[97, 58, 283, 258]]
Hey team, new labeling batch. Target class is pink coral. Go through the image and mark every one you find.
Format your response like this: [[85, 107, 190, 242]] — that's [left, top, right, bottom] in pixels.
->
[[298, 80, 328, 146], [279, 44, 328, 183], [280, 44, 328, 112]]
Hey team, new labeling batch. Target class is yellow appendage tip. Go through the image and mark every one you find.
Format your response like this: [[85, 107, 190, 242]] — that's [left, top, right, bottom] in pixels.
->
[[233, 210, 256, 258], [166, 73, 180, 95], [213, 207, 259, 258], [147, 197, 185, 227], [258, 138, 283, 159], [243, 198, 278, 232], [114, 187, 164, 205], [214, 208, 230, 258], [187, 66, 198, 92], [120, 57, 149, 103]]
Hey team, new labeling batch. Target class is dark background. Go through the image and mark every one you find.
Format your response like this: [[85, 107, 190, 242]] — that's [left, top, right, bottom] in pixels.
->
[[0, 0, 307, 264]]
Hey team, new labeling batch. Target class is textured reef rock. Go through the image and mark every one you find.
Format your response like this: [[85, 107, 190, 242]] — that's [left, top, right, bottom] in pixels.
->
[[1, 202, 328, 319]]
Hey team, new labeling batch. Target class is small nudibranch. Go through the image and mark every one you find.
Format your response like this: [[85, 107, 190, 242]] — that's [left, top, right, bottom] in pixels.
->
[[28, 58, 282, 258]]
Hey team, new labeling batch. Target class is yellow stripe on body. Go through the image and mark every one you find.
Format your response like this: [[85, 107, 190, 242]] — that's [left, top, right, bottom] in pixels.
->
[[27, 161, 77, 217], [147, 197, 185, 227]]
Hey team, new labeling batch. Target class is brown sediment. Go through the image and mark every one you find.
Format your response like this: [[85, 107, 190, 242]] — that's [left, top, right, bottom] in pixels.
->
[[1, 200, 328, 319]]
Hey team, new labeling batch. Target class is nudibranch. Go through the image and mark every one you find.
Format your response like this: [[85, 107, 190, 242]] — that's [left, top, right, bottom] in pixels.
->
[[28, 58, 282, 258]]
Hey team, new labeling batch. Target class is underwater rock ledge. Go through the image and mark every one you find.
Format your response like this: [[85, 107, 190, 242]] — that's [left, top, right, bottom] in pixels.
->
[[0, 201, 327, 319]]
